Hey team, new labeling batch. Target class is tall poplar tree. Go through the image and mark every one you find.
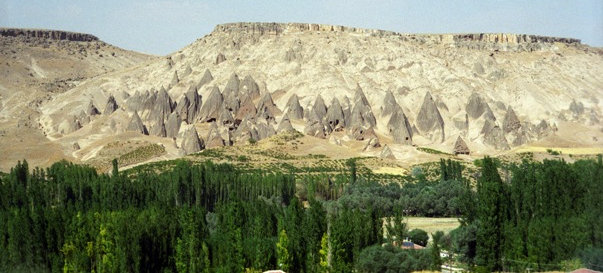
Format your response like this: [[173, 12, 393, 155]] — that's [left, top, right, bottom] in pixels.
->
[[475, 157, 506, 271]]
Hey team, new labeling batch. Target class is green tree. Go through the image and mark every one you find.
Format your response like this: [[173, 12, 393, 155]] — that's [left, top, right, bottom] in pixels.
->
[[276, 229, 292, 272], [408, 229, 429, 247], [386, 209, 407, 246], [318, 233, 330, 273], [111, 159, 118, 177], [431, 231, 444, 270], [475, 157, 506, 271]]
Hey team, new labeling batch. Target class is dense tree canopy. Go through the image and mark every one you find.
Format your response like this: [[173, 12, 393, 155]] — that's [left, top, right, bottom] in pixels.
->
[[0, 154, 600, 272]]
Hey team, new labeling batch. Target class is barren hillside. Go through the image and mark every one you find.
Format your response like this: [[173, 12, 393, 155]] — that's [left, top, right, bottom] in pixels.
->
[[0, 28, 154, 170], [3, 23, 603, 171]]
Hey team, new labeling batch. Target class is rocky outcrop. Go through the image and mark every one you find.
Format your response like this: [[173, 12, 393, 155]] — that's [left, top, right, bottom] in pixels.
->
[[304, 119, 327, 139], [212, 23, 582, 51], [235, 94, 257, 122], [223, 73, 240, 96], [233, 118, 260, 143], [181, 126, 204, 154], [150, 88, 175, 122], [163, 57, 174, 70], [240, 75, 261, 100], [305, 108, 327, 138], [175, 86, 201, 123], [348, 126, 377, 141], [199, 86, 224, 122], [466, 93, 491, 119], [325, 97, 345, 132], [284, 94, 304, 119], [222, 73, 241, 112], [454, 114, 469, 131], [503, 106, 521, 133], [127, 89, 158, 117], [416, 92, 445, 142], [380, 91, 398, 117], [127, 111, 148, 135], [76, 110, 90, 126], [0, 28, 99, 42], [215, 53, 226, 65], [58, 115, 81, 134], [277, 115, 296, 133], [363, 137, 381, 151], [342, 97, 352, 127], [125, 91, 145, 113], [218, 107, 235, 127], [150, 118, 167, 137], [534, 119, 552, 138], [481, 119, 509, 150], [387, 107, 413, 145], [206, 122, 225, 148], [197, 69, 214, 89], [86, 101, 100, 116], [255, 119, 276, 139], [166, 112, 181, 138], [569, 99, 585, 116], [181, 65, 192, 78], [170, 71, 179, 88], [350, 86, 376, 128], [175, 95, 191, 123], [308, 95, 327, 121], [453, 136, 470, 155], [380, 145, 396, 160], [104, 95, 119, 115], [256, 92, 280, 122]]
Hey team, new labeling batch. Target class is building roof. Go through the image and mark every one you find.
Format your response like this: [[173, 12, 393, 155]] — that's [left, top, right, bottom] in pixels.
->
[[400, 241, 425, 250], [453, 136, 470, 155]]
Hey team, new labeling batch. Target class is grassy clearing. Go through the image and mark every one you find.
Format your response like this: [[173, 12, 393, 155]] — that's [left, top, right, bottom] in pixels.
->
[[514, 146, 603, 155], [87, 141, 166, 172], [417, 147, 451, 156], [406, 217, 460, 235]]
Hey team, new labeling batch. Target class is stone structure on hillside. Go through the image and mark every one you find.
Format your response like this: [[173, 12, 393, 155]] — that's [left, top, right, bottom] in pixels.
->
[[453, 136, 470, 155]]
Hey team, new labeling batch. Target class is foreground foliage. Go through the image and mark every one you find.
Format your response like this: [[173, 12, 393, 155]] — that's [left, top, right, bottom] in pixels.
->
[[0, 155, 600, 272]]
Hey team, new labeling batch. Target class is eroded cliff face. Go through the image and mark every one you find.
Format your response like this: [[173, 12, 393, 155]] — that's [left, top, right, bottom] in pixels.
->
[[213, 22, 582, 52], [0, 28, 99, 42]]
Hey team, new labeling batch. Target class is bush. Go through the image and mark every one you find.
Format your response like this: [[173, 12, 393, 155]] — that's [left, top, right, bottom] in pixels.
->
[[408, 229, 429, 247], [356, 244, 432, 273]]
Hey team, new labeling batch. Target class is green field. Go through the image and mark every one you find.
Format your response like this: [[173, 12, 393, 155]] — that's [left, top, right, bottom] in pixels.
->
[[405, 217, 460, 235]]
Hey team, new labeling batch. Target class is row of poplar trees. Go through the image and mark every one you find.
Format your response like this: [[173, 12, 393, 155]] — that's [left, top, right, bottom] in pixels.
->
[[0, 159, 385, 272], [454, 156, 603, 272]]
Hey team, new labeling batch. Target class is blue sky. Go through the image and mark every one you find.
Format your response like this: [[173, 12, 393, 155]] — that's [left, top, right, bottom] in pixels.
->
[[2, 0, 602, 55]]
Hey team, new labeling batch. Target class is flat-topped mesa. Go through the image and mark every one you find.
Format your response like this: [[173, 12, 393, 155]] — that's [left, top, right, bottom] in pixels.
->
[[212, 22, 581, 51], [214, 22, 400, 36], [0, 28, 99, 42], [441, 33, 580, 45], [434, 33, 581, 51]]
